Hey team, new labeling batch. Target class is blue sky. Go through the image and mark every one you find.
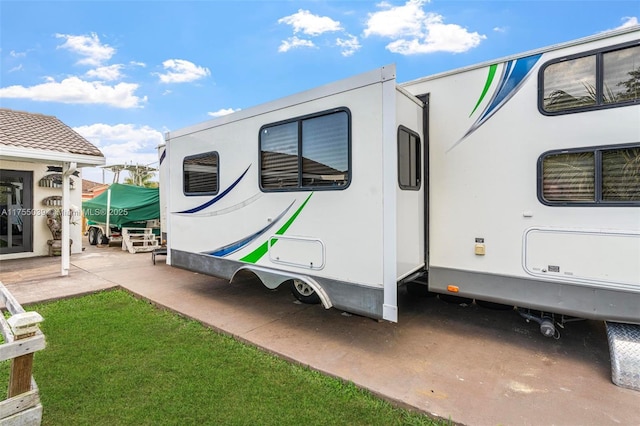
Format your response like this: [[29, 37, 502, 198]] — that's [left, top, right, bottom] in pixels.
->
[[1, 0, 638, 184]]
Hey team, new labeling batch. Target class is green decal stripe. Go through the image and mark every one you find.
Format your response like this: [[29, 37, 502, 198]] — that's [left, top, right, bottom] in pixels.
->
[[239, 192, 314, 264], [469, 64, 498, 117]]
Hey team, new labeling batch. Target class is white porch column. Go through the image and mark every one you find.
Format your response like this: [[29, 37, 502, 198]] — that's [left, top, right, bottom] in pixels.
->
[[61, 162, 76, 276]]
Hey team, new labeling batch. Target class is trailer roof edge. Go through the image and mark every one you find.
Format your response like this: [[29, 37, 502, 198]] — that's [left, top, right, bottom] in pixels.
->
[[401, 25, 640, 87], [167, 64, 396, 140]]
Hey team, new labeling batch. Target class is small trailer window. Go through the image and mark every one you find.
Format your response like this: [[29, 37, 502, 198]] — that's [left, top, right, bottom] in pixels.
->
[[539, 145, 640, 205], [540, 42, 639, 114], [183, 152, 219, 195], [397, 126, 421, 190], [260, 108, 350, 191]]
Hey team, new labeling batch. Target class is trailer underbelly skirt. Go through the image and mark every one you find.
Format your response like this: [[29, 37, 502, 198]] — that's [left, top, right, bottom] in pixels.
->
[[171, 249, 385, 319], [429, 267, 640, 324]]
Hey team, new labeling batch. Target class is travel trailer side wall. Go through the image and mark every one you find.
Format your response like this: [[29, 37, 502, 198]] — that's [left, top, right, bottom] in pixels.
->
[[400, 26, 640, 391], [164, 65, 424, 322], [401, 26, 639, 326]]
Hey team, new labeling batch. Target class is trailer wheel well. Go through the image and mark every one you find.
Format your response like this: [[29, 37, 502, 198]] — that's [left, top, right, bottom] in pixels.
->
[[230, 266, 332, 309], [289, 279, 321, 305]]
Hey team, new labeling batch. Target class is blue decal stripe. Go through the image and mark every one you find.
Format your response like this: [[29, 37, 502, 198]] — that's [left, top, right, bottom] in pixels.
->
[[177, 165, 251, 214], [204, 201, 295, 257], [478, 60, 514, 121], [479, 55, 540, 123], [450, 54, 541, 151], [159, 149, 166, 165]]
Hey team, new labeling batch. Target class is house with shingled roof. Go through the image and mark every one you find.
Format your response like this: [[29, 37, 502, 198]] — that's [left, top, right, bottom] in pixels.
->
[[0, 108, 105, 270], [82, 178, 109, 201]]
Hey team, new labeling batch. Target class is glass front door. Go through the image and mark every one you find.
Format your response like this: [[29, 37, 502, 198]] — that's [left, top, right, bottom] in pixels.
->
[[0, 170, 33, 254]]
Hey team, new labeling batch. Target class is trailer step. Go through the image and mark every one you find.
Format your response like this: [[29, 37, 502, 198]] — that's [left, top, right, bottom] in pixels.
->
[[606, 322, 640, 391], [121, 227, 159, 254]]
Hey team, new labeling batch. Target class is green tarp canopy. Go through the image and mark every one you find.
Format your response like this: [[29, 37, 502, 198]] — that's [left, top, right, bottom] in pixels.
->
[[82, 183, 160, 227]]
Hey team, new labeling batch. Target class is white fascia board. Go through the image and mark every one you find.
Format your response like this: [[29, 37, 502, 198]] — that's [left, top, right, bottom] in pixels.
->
[[0, 146, 105, 167], [167, 64, 397, 140]]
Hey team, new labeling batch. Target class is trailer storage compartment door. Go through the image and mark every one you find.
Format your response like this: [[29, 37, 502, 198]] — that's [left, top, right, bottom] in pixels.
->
[[524, 228, 640, 289]]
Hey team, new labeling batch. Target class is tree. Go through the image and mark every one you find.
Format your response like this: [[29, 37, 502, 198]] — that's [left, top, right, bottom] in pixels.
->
[[616, 66, 640, 102], [123, 165, 158, 188]]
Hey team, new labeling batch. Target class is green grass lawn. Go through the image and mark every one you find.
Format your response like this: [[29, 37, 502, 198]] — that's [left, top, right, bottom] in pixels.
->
[[2, 290, 448, 425]]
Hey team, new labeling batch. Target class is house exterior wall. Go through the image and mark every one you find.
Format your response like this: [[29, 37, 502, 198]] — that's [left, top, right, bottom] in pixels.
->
[[0, 159, 83, 259]]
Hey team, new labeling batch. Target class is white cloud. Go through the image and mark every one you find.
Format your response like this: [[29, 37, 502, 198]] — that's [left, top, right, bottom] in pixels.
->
[[74, 123, 164, 183], [599, 17, 639, 34], [86, 64, 124, 81], [155, 59, 210, 83], [7, 50, 31, 74], [616, 16, 638, 29], [364, 0, 426, 39], [279, 36, 316, 53], [0, 76, 146, 108], [388, 14, 485, 54], [277, 9, 362, 56], [56, 33, 115, 66], [278, 9, 342, 36], [493, 26, 508, 33], [364, 0, 485, 55], [208, 108, 240, 118], [336, 35, 361, 57]]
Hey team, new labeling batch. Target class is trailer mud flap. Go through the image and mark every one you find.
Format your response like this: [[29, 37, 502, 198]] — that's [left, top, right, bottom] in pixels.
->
[[606, 321, 640, 391]]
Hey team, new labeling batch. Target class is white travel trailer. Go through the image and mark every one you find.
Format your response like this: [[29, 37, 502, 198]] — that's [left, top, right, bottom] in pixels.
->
[[162, 27, 639, 388], [163, 63, 420, 323]]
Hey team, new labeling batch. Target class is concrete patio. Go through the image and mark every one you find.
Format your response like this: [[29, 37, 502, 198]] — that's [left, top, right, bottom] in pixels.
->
[[0, 244, 638, 425]]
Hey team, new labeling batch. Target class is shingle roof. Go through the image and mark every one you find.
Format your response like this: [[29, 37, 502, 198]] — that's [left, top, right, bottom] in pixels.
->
[[0, 108, 104, 157]]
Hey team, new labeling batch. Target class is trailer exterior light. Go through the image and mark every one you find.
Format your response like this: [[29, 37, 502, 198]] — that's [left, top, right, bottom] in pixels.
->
[[447, 285, 459, 293]]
